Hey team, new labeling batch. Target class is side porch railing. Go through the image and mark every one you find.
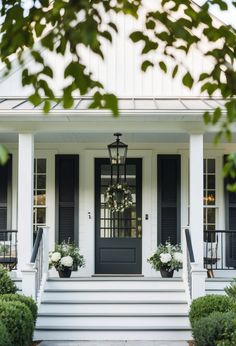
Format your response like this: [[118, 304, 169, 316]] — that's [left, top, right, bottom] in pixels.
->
[[0, 230, 18, 270], [22, 226, 49, 304], [204, 230, 236, 276], [182, 227, 207, 301]]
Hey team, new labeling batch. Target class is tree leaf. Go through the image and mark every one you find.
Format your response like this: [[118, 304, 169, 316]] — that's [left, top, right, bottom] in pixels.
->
[[159, 61, 167, 73], [182, 72, 194, 89], [141, 60, 154, 72]]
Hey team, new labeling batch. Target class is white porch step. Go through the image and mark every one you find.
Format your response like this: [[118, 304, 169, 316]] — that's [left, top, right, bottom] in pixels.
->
[[39, 301, 189, 314], [43, 289, 186, 301], [35, 277, 191, 342], [37, 313, 190, 327], [34, 326, 192, 342], [205, 278, 232, 295], [45, 277, 184, 290]]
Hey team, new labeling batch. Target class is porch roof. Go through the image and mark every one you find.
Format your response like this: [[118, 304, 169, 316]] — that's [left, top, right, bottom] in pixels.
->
[[0, 96, 225, 114]]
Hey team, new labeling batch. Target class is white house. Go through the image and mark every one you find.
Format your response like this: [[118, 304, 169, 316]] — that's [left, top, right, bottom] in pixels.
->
[[0, 5, 235, 344]]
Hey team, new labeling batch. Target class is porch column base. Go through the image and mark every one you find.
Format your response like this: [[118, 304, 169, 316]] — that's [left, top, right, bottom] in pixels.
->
[[21, 264, 37, 300], [191, 263, 207, 299]]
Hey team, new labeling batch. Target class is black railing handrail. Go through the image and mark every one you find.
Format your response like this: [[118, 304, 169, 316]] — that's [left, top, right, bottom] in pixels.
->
[[0, 230, 17, 232], [185, 228, 195, 263], [204, 230, 236, 234], [30, 228, 43, 263]]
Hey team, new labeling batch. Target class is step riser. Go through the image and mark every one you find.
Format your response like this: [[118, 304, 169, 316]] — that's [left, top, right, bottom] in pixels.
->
[[45, 281, 184, 290], [34, 330, 192, 341], [206, 290, 225, 295], [37, 316, 190, 327], [43, 291, 186, 301], [39, 303, 189, 314], [206, 282, 230, 289]]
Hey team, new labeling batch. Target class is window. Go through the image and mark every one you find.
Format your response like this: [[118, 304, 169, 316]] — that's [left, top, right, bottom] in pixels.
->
[[33, 159, 47, 234], [204, 159, 216, 239]]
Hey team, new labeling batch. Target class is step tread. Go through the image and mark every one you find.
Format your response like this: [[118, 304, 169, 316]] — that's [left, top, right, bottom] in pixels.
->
[[35, 325, 191, 331], [48, 277, 183, 282], [44, 288, 185, 293], [38, 312, 189, 317], [41, 300, 188, 305]]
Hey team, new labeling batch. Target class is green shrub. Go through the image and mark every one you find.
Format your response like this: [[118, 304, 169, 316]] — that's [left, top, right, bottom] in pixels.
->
[[0, 294, 38, 324], [0, 301, 34, 346], [189, 295, 232, 326], [0, 266, 16, 295], [0, 320, 11, 346], [192, 311, 236, 346]]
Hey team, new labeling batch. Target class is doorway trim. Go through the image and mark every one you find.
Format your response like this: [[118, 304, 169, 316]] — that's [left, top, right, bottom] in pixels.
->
[[79, 149, 152, 277]]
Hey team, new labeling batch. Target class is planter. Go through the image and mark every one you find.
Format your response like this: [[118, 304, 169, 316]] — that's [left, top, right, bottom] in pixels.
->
[[160, 269, 174, 278], [72, 263, 78, 271], [57, 268, 72, 278]]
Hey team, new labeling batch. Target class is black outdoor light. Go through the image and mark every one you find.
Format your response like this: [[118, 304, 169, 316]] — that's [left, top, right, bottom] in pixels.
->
[[107, 133, 128, 166]]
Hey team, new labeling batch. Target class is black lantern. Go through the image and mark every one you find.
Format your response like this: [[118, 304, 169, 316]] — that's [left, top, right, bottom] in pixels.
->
[[107, 133, 128, 166]]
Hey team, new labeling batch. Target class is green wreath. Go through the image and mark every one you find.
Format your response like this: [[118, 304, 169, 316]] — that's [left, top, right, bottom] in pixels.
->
[[106, 183, 133, 213]]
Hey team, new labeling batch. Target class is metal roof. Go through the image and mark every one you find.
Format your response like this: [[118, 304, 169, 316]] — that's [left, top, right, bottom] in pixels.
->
[[0, 97, 225, 112]]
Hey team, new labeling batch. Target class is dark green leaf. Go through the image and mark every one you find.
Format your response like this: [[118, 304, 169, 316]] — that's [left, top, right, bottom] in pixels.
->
[[159, 61, 167, 73], [141, 60, 154, 72], [182, 72, 194, 89]]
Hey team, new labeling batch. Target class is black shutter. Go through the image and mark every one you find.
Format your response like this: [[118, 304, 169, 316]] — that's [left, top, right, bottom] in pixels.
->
[[0, 155, 12, 231], [157, 155, 181, 244], [55, 155, 79, 244], [224, 155, 236, 267]]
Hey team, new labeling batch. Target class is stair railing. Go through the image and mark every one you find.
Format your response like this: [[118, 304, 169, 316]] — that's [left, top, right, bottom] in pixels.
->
[[182, 227, 195, 304], [22, 226, 49, 305]]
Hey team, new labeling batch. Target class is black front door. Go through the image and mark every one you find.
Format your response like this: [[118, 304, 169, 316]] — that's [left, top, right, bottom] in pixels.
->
[[95, 158, 142, 274]]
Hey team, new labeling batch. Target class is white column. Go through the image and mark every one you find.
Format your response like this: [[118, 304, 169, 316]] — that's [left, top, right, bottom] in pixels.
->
[[189, 133, 204, 267], [189, 134, 206, 299], [189, 133, 206, 297], [18, 133, 34, 271]]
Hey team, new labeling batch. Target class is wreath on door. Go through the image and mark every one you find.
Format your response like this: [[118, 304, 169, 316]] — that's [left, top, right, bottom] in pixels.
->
[[106, 183, 133, 212]]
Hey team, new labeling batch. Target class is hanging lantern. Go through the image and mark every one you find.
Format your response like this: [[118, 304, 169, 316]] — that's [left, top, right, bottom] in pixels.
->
[[107, 133, 128, 166]]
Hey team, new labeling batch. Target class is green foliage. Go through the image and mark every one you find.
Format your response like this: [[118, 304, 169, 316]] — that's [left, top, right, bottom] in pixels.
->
[[0, 301, 34, 346], [147, 241, 182, 272], [225, 277, 236, 298], [0, 294, 38, 325], [49, 239, 85, 271], [216, 329, 236, 346], [189, 295, 232, 327], [0, 320, 11, 346], [192, 311, 236, 346], [0, 265, 17, 295]]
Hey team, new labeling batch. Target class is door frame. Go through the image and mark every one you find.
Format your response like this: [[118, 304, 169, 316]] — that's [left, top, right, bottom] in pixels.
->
[[94, 158, 142, 274], [79, 149, 153, 276]]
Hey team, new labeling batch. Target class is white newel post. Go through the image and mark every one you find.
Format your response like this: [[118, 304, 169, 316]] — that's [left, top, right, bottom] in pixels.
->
[[18, 134, 35, 297], [189, 133, 207, 299]]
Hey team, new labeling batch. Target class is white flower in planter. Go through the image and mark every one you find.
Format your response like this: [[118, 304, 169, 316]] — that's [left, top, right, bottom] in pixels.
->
[[51, 252, 61, 262], [174, 252, 183, 263], [60, 255, 73, 267], [160, 253, 172, 263]]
